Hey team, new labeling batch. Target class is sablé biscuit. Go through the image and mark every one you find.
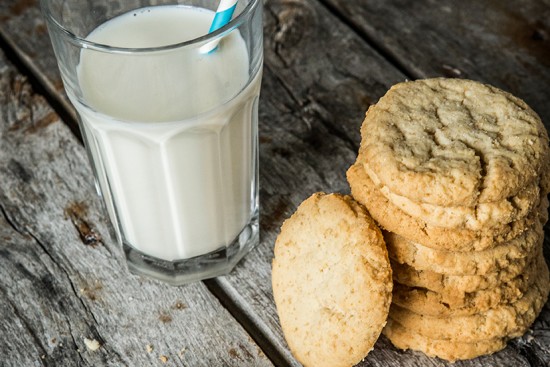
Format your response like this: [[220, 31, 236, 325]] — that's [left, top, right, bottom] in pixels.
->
[[388, 261, 549, 342], [391, 247, 540, 295], [347, 162, 548, 252], [383, 319, 507, 362], [272, 193, 392, 367], [392, 254, 546, 316], [385, 214, 545, 275], [359, 78, 549, 208], [392, 256, 540, 308], [367, 168, 541, 230]]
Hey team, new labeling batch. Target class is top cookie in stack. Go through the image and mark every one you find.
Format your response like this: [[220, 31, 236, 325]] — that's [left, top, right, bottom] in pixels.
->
[[349, 78, 549, 251], [347, 78, 550, 362]]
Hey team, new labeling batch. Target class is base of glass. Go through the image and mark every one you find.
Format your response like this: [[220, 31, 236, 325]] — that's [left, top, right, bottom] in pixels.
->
[[123, 215, 259, 285]]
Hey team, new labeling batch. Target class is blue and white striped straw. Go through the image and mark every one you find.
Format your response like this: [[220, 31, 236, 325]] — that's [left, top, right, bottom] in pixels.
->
[[200, 0, 238, 53]]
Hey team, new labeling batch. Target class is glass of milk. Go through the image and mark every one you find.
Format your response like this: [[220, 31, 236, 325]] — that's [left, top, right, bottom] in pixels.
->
[[41, 0, 263, 284]]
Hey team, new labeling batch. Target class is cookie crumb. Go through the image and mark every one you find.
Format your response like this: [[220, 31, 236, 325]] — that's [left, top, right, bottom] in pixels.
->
[[173, 301, 187, 310], [159, 355, 168, 363], [146, 344, 154, 353], [525, 332, 535, 343], [178, 347, 186, 357], [159, 312, 172, 323], [84, 338, 100, 351]]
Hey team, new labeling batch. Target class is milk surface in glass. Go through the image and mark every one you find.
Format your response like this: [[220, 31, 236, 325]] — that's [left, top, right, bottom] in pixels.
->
[[69, 6, 260, 262]]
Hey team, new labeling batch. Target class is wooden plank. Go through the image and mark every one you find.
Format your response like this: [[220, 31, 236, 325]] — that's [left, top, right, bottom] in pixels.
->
[[0, 0, 75, 118], [0, 51, 273, 367], [319, 0, 550, 131], [1, 1, 549, 367], [0, 1, 404, 366]]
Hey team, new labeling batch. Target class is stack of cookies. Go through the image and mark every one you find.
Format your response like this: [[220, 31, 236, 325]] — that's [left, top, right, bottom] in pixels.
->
[[347, 78, 550, 361]]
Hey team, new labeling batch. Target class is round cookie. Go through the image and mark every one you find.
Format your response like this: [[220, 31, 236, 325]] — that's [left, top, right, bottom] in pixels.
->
[[392, 254, 547, 316], [347, 162, 549, 252], [360, 78, 550, 207], [368, 166, 541, 230], [383, 319, 507, 362], [388, 262, 550, 342], [391, 246, 540, 295], [385, 216, 544, 275], [271, 192, 393, 367]]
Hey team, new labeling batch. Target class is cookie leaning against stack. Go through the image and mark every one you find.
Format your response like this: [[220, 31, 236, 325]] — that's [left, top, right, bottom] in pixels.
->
[[347, 78, 550, 362], [272, 193, 393, 367]]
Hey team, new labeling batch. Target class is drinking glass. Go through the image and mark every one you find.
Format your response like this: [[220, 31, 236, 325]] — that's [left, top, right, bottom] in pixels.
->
[[41, 0, 263, 284]]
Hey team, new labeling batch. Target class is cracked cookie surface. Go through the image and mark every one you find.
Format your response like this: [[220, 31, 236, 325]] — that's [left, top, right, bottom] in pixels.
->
[[359, 78, 549, 208]]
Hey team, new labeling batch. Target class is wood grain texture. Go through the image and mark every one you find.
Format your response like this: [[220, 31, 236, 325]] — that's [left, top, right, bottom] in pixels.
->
[[1, 0, 549, 366], [213, 1, 407, 365], [0, 52, 272, 367], [0, 0, 73, 114], [0, 0, 405, 366], [320, 0, 550, 131]]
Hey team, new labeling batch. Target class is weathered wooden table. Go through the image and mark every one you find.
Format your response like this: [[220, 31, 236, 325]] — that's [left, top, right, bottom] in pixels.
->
[[1, 0, 549, 366]]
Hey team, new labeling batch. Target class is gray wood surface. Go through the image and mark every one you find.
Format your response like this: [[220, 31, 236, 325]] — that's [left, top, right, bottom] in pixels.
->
[[0, 0, 549, 366], [321, 0, 550, 131], [0, 52, 272, 367]]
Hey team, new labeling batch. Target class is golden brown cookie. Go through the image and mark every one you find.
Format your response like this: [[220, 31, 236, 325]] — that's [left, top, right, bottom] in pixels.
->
[[347, 162, 549, 252], [385, 215, 545, 275], [388, 260, 550, 342], [391, 245, 540, 295], [367, 166, 541, 230], [272, 193, 393, 367], [392, 254, 546, 316], [359, 78, 549, 207], [383, 319, 507, 362]]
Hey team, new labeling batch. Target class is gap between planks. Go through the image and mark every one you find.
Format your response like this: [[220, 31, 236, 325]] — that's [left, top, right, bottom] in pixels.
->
[[0, 27, 81, 140], [315, 0, 419, 80], [204, 278, 294, 367]]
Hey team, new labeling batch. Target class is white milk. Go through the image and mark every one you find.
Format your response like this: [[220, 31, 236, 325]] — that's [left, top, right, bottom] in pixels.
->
[[69, 6, 260, 261]]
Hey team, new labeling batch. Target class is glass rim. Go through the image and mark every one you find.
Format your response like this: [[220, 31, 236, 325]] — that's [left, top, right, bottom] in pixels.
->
[[40, 0, 262, 54]]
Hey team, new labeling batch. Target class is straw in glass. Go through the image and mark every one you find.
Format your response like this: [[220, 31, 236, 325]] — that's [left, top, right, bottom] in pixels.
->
[[200, 0, 238, 54]]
